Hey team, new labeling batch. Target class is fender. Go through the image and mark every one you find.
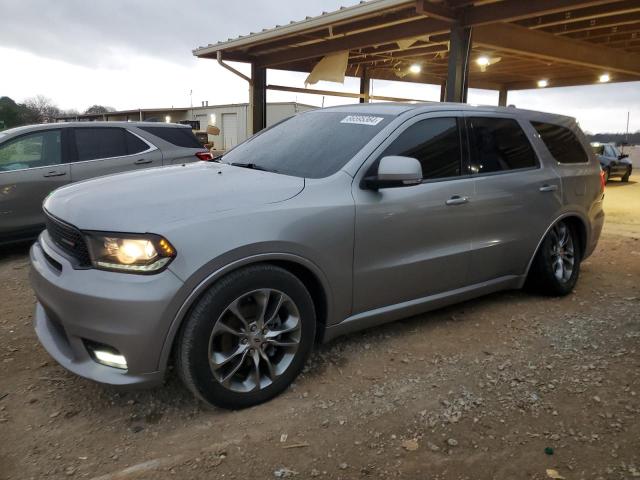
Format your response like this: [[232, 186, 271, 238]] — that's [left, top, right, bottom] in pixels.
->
[[521, 211, 590, 285], [156, 252, 333, 372]]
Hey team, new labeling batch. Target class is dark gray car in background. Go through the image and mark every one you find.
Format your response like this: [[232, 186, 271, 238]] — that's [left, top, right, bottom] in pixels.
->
[[0, 121, 211, 244], [29, 103, 605, 409], [590, 142, 633, 183]]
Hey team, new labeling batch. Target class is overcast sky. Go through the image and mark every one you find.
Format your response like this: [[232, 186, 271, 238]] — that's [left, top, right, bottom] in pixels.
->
[[1, 0, 638, 133]]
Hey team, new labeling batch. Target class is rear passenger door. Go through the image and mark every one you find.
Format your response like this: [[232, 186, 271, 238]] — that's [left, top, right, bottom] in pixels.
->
[[69, 127, 162, 181], [464, 114, 562, 284]]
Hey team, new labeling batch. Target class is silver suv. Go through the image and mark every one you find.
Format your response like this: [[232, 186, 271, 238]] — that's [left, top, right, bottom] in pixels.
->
[[0, 122, 211, 245], [30, 104, 605, 409]]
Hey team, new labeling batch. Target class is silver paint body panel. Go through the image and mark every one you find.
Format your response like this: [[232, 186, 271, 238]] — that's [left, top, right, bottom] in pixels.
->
[[29, 103, 604, 386]]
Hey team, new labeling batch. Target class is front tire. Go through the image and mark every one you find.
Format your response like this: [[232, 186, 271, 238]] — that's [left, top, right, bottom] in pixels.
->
[[527, 220, 581, 296], [177, 264, 316, 409], [621, 167, 631, 182]]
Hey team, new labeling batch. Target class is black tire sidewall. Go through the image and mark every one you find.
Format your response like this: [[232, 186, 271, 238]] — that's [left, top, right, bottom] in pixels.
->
[[180, 265, 316, 409], [621, 167, 631, 182], [535, 221, 581, 296]]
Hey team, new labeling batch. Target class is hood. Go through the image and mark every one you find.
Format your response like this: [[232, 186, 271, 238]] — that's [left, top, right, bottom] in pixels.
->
[[44, 162, 304, 232]]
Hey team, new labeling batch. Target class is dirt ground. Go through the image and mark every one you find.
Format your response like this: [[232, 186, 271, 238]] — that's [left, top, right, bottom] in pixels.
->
[[1, 168, 639, 480]]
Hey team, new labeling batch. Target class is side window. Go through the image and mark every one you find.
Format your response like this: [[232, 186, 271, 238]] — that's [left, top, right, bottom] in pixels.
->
[[604, 145, 616, 158], [74, 128, 128, 161], [468, 117, 538, 173], [380, 117, 461, 180], [125, 131, 149, 154], [0, 130, 62, 172], [532, 122, 589, 164], [138, 126, 202, 148]]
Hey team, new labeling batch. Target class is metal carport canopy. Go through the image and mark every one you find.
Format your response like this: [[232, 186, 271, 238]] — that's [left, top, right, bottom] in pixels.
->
[[193, 0, 640, 133]]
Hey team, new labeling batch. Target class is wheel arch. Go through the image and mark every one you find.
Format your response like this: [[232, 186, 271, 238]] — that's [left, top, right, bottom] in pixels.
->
[[159, 253, 332, 373], [524, 212, 588, 279]]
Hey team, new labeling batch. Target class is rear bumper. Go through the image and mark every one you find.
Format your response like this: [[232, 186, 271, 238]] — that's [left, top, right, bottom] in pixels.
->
[[30, 233, 184, 387], [585, 201, 605, 260]]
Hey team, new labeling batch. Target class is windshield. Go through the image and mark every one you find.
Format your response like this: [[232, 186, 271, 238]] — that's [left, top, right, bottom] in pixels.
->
[[221, 111, 391, 178]]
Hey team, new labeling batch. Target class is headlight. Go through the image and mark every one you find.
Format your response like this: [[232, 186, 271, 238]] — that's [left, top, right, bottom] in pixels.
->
[[85, 233, 176, 274]]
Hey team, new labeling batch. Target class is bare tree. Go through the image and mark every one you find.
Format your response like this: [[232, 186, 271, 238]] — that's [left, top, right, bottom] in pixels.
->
[[23, 95, 61, 123], [84, 105, 115, 115]]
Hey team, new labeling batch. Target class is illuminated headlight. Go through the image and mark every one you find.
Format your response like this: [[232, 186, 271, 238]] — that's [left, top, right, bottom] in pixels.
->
[[85, 233, 176, 274]]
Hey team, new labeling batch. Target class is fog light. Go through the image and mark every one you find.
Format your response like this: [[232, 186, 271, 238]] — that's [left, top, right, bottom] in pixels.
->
[[94, 350, 127, 369], [86, 342, 128, 370]]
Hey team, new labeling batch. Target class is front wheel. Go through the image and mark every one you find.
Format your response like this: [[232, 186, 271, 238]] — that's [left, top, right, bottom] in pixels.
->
[[621, 167, 631, 182], [176, 264, 316, 409], [526, 220, 581, 296]]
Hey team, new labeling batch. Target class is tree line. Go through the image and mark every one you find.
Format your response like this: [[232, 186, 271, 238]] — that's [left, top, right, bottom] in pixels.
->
[[585, 131, 640, 145], [0, 95, 114, 130], [1, 94, 638, 144]]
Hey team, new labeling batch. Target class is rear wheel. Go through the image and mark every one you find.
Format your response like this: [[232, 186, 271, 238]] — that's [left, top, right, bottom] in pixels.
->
[[621, 166, 631, 182], [177, 264, 316, 409], [527, 220, 581, 296]]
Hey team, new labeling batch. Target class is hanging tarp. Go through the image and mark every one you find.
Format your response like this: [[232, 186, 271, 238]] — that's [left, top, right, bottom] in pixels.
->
[[304, 51, 349, 86]]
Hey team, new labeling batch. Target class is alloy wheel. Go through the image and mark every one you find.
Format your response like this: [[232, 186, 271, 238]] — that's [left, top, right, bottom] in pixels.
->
[[208, 289, 301, 393], [549, 222, 575, 283]]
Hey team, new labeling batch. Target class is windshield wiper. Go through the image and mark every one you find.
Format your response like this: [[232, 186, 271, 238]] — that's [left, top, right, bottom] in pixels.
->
[[229, 162, 276, 173]]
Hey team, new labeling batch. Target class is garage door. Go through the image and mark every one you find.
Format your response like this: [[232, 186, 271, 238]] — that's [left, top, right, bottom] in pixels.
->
[[222, 113, 238, 150]]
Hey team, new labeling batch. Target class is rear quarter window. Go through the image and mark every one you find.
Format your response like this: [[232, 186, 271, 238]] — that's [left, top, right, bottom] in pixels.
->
[[139, 126, 202, 148], [532, 121, 589, 164]]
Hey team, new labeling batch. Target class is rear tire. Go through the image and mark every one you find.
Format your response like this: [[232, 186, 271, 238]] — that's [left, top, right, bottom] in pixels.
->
[[176, 264, 316, 409], [526, 220, 581, 296]]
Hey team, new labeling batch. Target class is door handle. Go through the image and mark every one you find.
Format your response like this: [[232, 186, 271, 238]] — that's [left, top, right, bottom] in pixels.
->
[[134, 158, 153, 165], [445, 195, 469, 206], [539, 184, 559, 192], [43, 171, 66, 178]]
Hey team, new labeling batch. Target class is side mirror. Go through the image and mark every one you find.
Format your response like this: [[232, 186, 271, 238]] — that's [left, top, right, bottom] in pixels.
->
[[618, 153, 629, 160], [363, 156, 422, 189]]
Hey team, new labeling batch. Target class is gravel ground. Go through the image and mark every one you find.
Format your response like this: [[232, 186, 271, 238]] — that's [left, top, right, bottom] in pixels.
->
[[1, 175, 639, 480]]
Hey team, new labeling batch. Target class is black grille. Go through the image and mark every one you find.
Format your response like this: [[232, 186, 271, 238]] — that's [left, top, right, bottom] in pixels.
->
[[44, 213, 91, 267]]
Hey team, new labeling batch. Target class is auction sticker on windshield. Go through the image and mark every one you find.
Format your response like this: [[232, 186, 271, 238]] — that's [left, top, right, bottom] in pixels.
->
[[340, 115, 385, 126]]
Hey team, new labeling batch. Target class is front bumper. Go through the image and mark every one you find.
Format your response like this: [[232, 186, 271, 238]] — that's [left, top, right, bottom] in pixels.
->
[[30, 232, 184, 387]]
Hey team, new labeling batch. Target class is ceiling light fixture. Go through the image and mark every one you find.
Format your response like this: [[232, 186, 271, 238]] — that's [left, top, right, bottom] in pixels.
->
[[475, 55, 501, 72], [599, 73, 610, 83], [537, 79, 549, 88], [409, 64, 422, 74]]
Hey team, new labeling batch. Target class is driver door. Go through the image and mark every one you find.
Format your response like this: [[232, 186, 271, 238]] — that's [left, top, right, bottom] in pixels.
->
[[0, 128, 70, 240], [352, 113, 473, 314]]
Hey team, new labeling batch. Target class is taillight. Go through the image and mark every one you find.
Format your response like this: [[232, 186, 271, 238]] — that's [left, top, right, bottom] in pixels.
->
[[599, 169, 606, 192], [195, 151, 214, 161]]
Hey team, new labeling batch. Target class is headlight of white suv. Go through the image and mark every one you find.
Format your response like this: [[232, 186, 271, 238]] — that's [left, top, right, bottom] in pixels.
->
[[85, 233, 176, 274]]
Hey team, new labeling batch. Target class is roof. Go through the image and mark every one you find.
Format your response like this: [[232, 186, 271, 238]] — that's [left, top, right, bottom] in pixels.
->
[[318, 101, 577, 123], [1, 122, 193, 135], [194, 0, 640, 91]]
